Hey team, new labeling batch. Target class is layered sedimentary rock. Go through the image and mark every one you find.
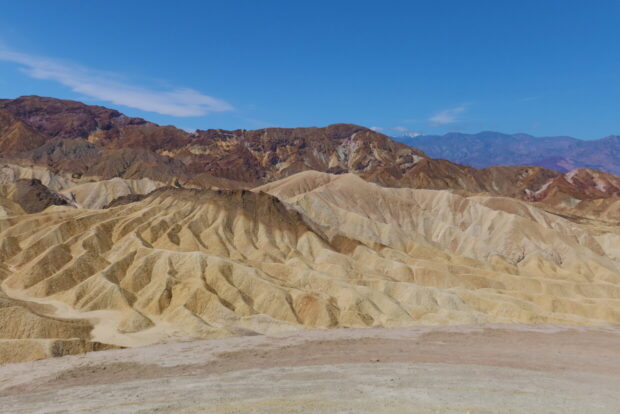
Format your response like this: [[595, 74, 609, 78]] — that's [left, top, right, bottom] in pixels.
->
[[0, 96, 619, 364], [3, 96, 619, 208], [0, 172, 618, 362]]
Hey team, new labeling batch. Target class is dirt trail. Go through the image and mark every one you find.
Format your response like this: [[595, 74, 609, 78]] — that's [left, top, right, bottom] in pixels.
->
[[0, 324, 619, 413]]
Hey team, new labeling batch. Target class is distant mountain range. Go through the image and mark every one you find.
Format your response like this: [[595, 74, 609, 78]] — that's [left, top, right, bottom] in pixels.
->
[[1, 96, 620, 211], [394, 132, 620, 176]]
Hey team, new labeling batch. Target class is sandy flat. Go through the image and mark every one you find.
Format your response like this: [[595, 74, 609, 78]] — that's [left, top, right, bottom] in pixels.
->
[[0, 324, 619, 413]]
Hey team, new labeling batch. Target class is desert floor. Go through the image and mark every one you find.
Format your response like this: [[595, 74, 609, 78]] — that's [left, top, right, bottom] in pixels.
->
[[0, 324, 619, 414]]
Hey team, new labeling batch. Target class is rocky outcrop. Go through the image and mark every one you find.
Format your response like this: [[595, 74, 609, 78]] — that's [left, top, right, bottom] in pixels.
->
[[11, 179, 72, 213], [1, 95, 150, 139], [2, 96, 620, 214]]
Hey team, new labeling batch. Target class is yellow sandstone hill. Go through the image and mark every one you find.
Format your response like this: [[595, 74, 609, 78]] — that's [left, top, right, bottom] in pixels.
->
[[0, 164, 166, 211], [0, 171, 618, 363]]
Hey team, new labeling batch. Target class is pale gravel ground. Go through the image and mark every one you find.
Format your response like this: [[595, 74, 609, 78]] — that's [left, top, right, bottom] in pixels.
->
[[0, 324, 619, 414]]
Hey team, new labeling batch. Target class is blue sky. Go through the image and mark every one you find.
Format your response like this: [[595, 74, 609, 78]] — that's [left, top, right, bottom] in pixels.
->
[[1, 0, 619, 139]]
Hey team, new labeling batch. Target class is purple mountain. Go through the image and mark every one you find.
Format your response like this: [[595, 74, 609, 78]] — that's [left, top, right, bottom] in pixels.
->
[[394, 132, 620, 175]]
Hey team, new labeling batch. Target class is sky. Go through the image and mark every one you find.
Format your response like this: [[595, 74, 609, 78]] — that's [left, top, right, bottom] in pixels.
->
[[0, 0, 619, 139]]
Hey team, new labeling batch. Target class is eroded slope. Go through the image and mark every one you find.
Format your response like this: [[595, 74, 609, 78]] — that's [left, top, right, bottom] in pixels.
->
[[0, 174, 618, 363]]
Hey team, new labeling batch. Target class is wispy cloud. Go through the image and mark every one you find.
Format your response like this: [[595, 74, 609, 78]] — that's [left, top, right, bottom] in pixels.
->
[[392, 126, 422, 137], [0, 48, 233, 117], [369, 126, 384, 132], [429, 105, 467, 126]]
